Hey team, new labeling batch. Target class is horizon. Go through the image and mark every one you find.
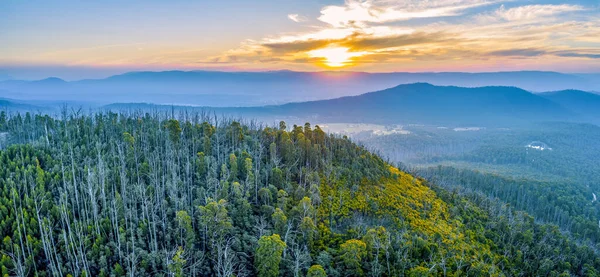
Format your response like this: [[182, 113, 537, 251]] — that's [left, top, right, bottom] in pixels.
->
[[3, 68, 600, 82]]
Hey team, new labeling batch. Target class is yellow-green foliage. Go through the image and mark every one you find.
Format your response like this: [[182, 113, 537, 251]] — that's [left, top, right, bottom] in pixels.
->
[[255, 234, 286, 277], [367, 167, 452, 237], [319, 166, 502, 271], [340, 239, 367, 274], [306, 265, 327, 277]]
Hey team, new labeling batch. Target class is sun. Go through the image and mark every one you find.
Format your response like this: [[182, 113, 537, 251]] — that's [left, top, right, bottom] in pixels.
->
[[307, 46, 366, 67]]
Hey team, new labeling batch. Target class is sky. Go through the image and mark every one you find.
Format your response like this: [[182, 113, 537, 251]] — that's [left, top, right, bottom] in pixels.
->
[[1, 0, 599, 80]]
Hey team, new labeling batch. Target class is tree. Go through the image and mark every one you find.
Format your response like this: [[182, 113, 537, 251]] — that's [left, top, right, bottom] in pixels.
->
[[197, 152, 207, 178], [339, 239, 367, 276], [165, 119, 181, 144], [272, 208, 287, 235], [175, 210, 194, 249], [169, 247, 186, 277], [0, 111, 6, 130], [255, 234, 286, 277], [408, 266, 430, 277], [229, 153, 238, 181], [199, 199, 232, 242], [307, 265, 327, 277], [199, 198, 234, 276], [363, 227, 390, 277]]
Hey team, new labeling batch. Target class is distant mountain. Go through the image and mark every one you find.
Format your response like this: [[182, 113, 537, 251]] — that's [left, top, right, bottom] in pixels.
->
[[540, 90, 600, 123], [0, 98, 45, 112], [103, 83, 580, 126], [573, 73, 600, 92], [1, 70, 598, 107], [1, 77, 67, 87], [103, 102, 167, 110], [259, 83, 575, 125], [33, 77, 68, 85]]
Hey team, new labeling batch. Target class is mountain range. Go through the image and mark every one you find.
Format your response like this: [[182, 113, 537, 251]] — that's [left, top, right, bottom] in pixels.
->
[[254, 83, 578, 125], [2, 71, 600, 126], [101, 83, 599, 126], [1, 70, 599, 107]]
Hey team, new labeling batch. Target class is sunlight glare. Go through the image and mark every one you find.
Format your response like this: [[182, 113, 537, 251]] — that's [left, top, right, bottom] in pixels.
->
[[308, 47, 367, 67]]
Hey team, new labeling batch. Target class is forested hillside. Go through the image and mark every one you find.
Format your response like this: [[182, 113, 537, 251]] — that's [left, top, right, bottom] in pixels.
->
[[0, 111, 598, 276], [540, 90, 600, 124], [360, 123, 600, 246]]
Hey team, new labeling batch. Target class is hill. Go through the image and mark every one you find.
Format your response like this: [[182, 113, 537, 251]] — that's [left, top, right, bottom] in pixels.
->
[[103, 83, 580, 126], [540, 90, 600, 123], [265, 83, 575, 125], [0, 112, 597, 276], [0, 98, 45, 112]]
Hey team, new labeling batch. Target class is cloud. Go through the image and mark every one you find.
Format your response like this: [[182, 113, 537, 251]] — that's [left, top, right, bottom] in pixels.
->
[[555, 52, 600, 59], [487, 48, 547, 57], [205, 0, 600, 70], [318, 0, 501, 27], [342, 31, 456, 51], [494, 4, 585, 21], [264, 39, 335, 54], [287, 14, 307, 23]]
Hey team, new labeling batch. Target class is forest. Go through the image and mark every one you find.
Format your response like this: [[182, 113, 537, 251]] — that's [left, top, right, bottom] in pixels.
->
[[362, 123, 600, 246], [0, 110, 599, 276]]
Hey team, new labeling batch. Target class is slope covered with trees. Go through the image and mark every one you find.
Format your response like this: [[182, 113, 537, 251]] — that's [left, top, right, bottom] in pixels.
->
[[0, 111, 598, 276], [540, 90, 600, 124], [361, 123, 600, 246]]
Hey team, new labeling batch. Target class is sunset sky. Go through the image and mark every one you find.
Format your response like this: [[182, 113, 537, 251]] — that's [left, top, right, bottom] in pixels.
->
[[1, 0, 599, 79]]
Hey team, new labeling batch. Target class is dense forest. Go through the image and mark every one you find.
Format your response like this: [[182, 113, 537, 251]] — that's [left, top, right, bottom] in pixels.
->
[[362, 123, 600, 246], [412, 166, 600, 244], [0, 111, 599, 276]]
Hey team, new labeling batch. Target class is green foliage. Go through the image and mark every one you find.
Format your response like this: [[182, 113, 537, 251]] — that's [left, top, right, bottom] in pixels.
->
[[255, 234, 286, 277], [368, 123, 600, 245], [408, 266, 430, 277], [307, 265, 327, 277], [0, 113, 596, 276], [229, 153, 238, 181], [169, 247, 186, 277], [340, 239, 367, 275], [164, 119, 182, 144], [175, 210, 194, 248], [272, 208, 287, 235], [199, 199, 233, 243]]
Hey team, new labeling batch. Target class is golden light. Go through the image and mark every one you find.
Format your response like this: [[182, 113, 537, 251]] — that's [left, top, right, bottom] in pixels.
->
[[307, 46, 367, 67]]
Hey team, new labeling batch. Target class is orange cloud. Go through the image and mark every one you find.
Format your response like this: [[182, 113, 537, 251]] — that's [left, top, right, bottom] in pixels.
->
[[204, 0, 599, 70]]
